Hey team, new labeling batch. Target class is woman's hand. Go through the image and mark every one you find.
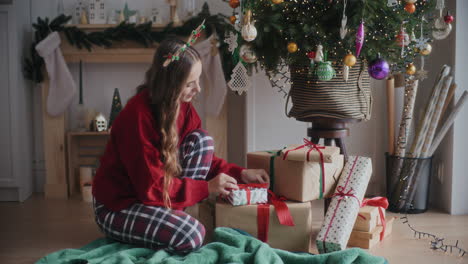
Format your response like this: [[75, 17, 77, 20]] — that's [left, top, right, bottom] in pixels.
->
[[208, 173, 239, 196], [240, 169, 270, 187]]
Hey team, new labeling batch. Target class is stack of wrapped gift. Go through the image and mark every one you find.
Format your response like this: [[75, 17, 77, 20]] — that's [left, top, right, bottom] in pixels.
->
[[347, 197, 395, 249], [316, 156, 374, 253], [215, 139, 345, 252]]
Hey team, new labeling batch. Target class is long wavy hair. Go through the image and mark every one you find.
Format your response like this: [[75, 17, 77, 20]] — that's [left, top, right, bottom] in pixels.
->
[[137, 38, 201, 208]]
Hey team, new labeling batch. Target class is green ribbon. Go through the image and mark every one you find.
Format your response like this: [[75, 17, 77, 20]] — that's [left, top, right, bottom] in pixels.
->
[[264, 149, 285, 191]]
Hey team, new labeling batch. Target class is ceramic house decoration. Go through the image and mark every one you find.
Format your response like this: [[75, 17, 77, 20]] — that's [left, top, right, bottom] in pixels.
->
[[74, 1, 87, 24], [94, 113, 108, 132], [89, 0, 106, 24]]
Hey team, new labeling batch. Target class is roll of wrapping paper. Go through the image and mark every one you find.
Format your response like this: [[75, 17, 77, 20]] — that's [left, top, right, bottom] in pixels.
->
[[439, 83, 457, 127], [394, 80, 419, 158], [388, 80, 418, 199], [390, 66, 449, 209], [409, 65, 451, 157], [420, 76, 453, 157], [429, 91, 468, 156], [386, 77, 395, 155], [397, 76, 453, 210]]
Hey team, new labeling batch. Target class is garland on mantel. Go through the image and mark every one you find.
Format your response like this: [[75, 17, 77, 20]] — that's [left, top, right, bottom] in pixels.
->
[[24, 3, 236, 84]]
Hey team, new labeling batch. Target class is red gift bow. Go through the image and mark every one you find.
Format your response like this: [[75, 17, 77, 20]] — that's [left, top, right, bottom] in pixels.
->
[[256, 190, 295, 243], [359, 197, 389, 241], [282, 138, 326, 195], [237, 183, 269, 205]]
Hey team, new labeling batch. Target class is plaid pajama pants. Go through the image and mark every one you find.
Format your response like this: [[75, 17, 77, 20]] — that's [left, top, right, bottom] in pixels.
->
[[93, 129, 214, 253]]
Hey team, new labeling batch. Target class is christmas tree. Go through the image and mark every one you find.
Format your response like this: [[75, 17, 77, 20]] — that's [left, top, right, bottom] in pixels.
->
[[227, 0, 453, 78], [108, 88, 122, 128]]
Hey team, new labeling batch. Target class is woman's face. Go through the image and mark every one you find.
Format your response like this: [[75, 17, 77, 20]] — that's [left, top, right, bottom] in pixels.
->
[[180, 60, 202, 103]]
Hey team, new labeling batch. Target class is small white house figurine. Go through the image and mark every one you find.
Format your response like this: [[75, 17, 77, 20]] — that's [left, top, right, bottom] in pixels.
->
[[94, 113, 108, 132], [74, 1, 87, 24], [88, 0, 106, 24]]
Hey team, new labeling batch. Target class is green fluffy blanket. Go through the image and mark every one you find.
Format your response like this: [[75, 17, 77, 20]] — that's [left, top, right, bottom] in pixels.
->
[[36, 228, 387, 264]]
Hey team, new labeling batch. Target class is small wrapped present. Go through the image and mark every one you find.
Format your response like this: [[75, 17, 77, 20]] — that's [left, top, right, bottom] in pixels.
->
[[226, 183, 268, 206], [354, 197, 388, 234], [216, 195, 312, 252], [185, 198, 215, 244], [348, 216, 395, 249], [247, 141, 344, 202], [316, 156, 373, 254]]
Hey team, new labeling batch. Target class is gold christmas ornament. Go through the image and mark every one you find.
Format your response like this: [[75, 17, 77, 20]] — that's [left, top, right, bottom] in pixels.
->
[[287, 42, 298, 53], [271, 0, 284, 4], [406, 63, 416, 75], [343, 54, 357, 67], [419, 43, 432, 56]]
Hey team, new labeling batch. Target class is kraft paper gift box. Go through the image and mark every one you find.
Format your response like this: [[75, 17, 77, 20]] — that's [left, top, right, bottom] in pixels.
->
[[185, 198, 215, 244], [353, 204, 387, 232], [247, 147, 344, 202], [215, 200, 313, 252], [348, 216, 395, 249], [316, 156, 373, 254]]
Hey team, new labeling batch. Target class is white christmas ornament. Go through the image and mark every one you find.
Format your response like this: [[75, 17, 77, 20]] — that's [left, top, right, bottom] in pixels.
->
[[387, 0, 398, 7], [343, 65, 349, 82], [432, 17, 452, 40], [239, 44, 257, 63], [339, 0, 348, 39], [228, 62, 251, 95], [241, 10, 257, 42], [224, 31, 238, 54], [241, 22, 257, 42], [314, 45, 324, 63]]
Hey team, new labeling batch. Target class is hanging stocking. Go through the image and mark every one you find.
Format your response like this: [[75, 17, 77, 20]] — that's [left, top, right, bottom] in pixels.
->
[[35, 32, 76, 116]]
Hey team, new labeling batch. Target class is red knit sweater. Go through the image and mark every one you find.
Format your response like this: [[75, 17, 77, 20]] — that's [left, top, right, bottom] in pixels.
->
[[92, 89, 244, 211]]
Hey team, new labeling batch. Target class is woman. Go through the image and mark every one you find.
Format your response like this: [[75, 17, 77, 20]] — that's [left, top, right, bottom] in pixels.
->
[[92, 38, 269, 253]]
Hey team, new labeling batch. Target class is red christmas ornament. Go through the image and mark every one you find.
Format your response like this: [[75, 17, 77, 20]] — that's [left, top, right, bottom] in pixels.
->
[[404, 3, 416, 14], [307, 51, 316, 59], [229, 0, 240, 9], [444, 11, 454, 24]]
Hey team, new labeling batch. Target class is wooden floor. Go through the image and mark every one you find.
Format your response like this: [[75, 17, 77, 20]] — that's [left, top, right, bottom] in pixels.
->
[[1, 194, 467, 264]]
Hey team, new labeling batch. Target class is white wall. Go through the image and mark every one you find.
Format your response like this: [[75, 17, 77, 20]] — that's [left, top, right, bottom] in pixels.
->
[[452, 0, 468, 215]]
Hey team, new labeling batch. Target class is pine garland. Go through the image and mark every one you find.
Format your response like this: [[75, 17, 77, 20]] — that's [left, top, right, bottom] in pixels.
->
[[23, 3, 235, 84]]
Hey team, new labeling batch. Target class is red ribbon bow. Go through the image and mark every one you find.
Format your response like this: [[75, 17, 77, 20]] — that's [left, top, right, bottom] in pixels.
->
[[332, 186, 361, 205], [360, 197, 389, 241]]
